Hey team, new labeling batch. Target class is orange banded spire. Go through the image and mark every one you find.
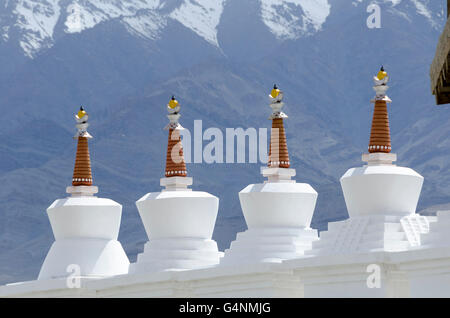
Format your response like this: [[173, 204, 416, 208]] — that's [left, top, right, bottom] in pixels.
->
[[267, 85, 290, 168], [72, 107, 93, 186], [164, 96, 187, 177], [368, 67, 392, 153], [368, 100, 392, 153]]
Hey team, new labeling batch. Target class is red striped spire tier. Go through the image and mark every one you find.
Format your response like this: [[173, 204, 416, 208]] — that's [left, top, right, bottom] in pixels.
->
[[67, 107, 98, 196], [162, 96, 192, 191], [262, 85, 296, 183], [363, 67, 397, 166]]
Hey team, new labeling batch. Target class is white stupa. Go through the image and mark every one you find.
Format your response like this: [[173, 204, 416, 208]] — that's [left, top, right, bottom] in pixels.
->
[[38, 107, 129, 280], [129, 96, 222, 274], [306, 68, 426, 256], [220, 85, 319, 266]]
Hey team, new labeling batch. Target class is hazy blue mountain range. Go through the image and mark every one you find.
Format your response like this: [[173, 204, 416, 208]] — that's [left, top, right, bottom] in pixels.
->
[[0, 0, 449, 284]]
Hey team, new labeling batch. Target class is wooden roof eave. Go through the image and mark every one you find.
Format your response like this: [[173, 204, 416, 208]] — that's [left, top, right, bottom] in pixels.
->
[[430, 14, 450, 104]]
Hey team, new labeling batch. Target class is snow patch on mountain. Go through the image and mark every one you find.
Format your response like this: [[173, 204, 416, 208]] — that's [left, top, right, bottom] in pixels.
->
[[64, 0, 161, 34], [354, 0, 444, 30], [260, 0, 330, 39], [12, 0, 61, 57], [66, 0, 225, 47], [410, 0, 437, 27], [385, 0, 402, 5], [121, 11, 166, 40], [169, 0, 225, 47], [2, 26, 9, 41]]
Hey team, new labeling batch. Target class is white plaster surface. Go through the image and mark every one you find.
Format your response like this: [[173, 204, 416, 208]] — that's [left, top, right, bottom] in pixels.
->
[[136, 190, 218, 239], [38, 196, 129, 280], [132, 190, 221, 273], [239, 182, 318, 228], [341, 165, 423, 217]]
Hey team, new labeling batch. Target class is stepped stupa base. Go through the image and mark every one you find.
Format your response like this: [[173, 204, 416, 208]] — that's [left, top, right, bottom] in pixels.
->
[[306, 214, 430, 256], [221, 227, 318, 266], [419, 211, 450, 248], [129, 238, 222, 273]]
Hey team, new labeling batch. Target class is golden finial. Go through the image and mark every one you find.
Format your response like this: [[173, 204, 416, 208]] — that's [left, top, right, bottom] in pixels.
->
[[168, 95, 179, 109], [74, 106, 91, 138], [77, 106, 87, 119], [376, 66, 388, 81], [270, 84, 280, 99]]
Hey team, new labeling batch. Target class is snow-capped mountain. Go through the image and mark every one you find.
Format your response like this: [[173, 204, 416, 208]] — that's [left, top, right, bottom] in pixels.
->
[[1, 0, 225, 57], [1, 0, 442, 58], [0, 0, 448, 285], [260, 0, 330, 39]]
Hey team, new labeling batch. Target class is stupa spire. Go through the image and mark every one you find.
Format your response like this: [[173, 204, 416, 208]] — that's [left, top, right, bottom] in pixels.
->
[[164, 96, 187, 178], [368, 66, 392, 153], [72, 106, 93, 186], [268, 84, 290, 168]]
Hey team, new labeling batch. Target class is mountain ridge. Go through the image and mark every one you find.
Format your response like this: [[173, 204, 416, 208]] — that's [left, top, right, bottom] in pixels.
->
[[1, 0, 441, 58]]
